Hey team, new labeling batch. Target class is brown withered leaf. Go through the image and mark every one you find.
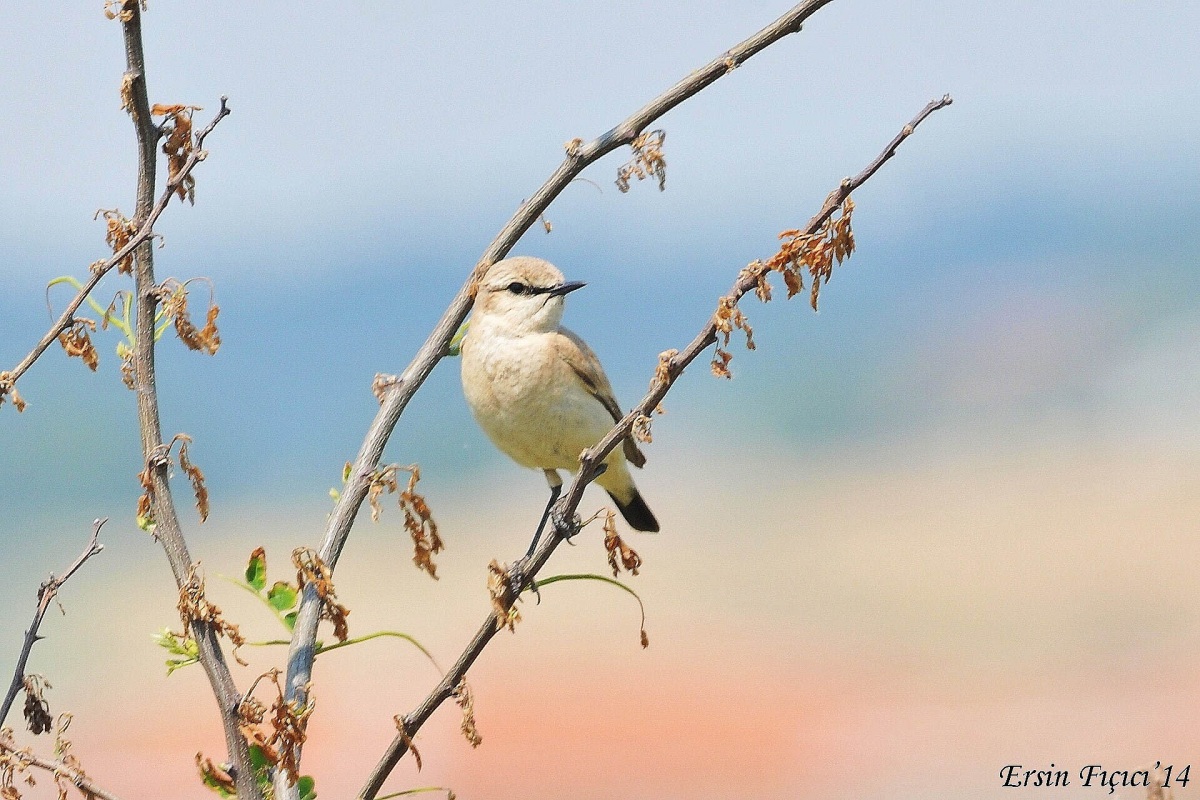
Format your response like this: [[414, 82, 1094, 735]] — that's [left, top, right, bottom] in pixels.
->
[[151, 104, 202, 204], [486, 560, 520, 633], [603, 511, 642, 577], [177, 564, 247, 665], [394, 717, 422, 771], [159, 281, 221, 355], [764, 195, 856, 311], [654, 348, 677, 385], [616, 129, 667, 192], [21, 677, 51, 736], [0, 372, 26, 413], [710, 346, 733, 380], [173, 434, 210, 522], [96, 209, 136, 274], [631, 413, 653, 444], [57, 319, 99, 371], [119, 349, 135, 390], [198, 306, 221, 354], [368, 464, 443, 577], [293, 548, 349, 642], [452, 679, 483, 748], [233, 669, 311, 787]]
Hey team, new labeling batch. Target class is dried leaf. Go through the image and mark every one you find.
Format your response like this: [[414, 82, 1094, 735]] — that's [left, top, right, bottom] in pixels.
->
[[603, 511, 642, 577], [177, 564, 247, 665], [95, 209, 136, 274], [175, 434, 210, 522], [0, 372, 26, 413], [151, 104, 202, 203], [616, 129, 667, 192], [293, 548, 349, 642], [233, 668, 312, 787], [57, 319, 99, 371], [159, 281, 221, 355], [21, 677, 51, 736], [486, 560, 520, 632], [368, 463, 443, 578], [631, 413, 653, 444], [394, 717, 422, 771], [452, 680, 482, 748]]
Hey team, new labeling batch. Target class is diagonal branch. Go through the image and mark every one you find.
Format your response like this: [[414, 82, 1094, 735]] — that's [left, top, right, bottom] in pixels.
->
[[281, 1, 841, 765], [115, 5, 260, 799], [0, 98, 228, 412], [0, 519, 106, 729], [356, 94, 951, 800]]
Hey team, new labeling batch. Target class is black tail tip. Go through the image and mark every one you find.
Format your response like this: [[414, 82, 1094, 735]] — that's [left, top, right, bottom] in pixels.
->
[[610, 489, 660, 532]]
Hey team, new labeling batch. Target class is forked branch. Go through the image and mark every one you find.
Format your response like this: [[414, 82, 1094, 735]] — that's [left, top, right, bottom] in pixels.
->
[[0, 98, 228, 412], [357, 94, 952, 800], [115, 4, 260, 798], [282, 2, 843, 761]]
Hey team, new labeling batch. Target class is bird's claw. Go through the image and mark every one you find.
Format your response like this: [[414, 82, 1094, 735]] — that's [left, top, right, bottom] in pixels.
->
[[507, 557, 541, 603]]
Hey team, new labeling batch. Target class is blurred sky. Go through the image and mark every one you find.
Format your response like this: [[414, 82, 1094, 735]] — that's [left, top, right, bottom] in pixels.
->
[[1, 2, 1199, 799]]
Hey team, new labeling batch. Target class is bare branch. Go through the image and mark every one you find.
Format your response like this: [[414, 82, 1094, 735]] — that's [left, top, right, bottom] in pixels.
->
[[281, 8, 842, 782], [114, 5, 260, 798], [0, 519, 106, 729], [0, 98, 228, 412], [356, 95, 952, 800]]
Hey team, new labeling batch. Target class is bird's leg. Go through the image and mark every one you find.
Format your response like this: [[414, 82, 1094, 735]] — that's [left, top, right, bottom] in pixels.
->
[[525, 470, 563, 559]]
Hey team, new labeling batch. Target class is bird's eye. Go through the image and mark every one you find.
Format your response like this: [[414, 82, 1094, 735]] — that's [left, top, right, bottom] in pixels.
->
[[506, 282, 529, 295]]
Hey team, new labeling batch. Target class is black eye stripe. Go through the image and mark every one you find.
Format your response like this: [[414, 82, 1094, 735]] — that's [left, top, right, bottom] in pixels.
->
[[493, 281, 554, 296]]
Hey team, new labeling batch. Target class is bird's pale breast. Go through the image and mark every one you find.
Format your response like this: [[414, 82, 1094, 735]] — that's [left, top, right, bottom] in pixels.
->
[[462, 328, 615, 472]]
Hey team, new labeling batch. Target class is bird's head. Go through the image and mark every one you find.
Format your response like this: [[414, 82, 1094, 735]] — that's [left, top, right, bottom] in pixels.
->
[[473, 256, 585, 334]]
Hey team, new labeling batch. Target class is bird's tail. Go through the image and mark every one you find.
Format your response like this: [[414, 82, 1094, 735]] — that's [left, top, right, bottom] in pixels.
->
[[608, 488, 659, 532]]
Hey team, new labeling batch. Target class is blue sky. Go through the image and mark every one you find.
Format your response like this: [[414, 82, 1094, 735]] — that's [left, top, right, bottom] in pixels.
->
[[2, 4, 1199, 799]]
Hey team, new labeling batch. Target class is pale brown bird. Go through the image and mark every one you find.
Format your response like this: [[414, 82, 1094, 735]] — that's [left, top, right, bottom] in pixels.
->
[[461, 256, 658, 555]]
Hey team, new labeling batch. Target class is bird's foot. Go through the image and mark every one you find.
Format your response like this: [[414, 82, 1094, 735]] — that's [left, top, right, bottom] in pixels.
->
[[551, 508, 581, 544], [507, 557, 541, 604]]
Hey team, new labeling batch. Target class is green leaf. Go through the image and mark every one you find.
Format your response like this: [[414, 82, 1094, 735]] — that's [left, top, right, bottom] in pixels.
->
[[298, 775, 317, 800], [245, 547, 267, 591], [247, 744, 271, 773], [267, 581, 299, 611], [153, 628, 200, 674], [284, 611, 298, 630]]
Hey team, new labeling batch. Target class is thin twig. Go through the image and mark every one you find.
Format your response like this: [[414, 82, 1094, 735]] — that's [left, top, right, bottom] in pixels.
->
[[0, 736, 125, 800], [115, 6, 260, 799], [357, 94, 951, 800], [0, 99, 228, 410], [280, 8, 840, 790], [0, 519, 106, 728]]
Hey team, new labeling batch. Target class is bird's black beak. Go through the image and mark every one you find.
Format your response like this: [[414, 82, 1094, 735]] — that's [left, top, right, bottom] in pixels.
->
[[550, 280, 586, 296]]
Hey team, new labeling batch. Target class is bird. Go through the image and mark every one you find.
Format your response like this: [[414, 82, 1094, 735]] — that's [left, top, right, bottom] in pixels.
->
[[460, 255, 659, 558]]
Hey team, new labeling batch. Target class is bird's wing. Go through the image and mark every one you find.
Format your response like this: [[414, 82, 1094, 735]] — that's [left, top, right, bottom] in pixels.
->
[[554, 327, 647, 468]]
